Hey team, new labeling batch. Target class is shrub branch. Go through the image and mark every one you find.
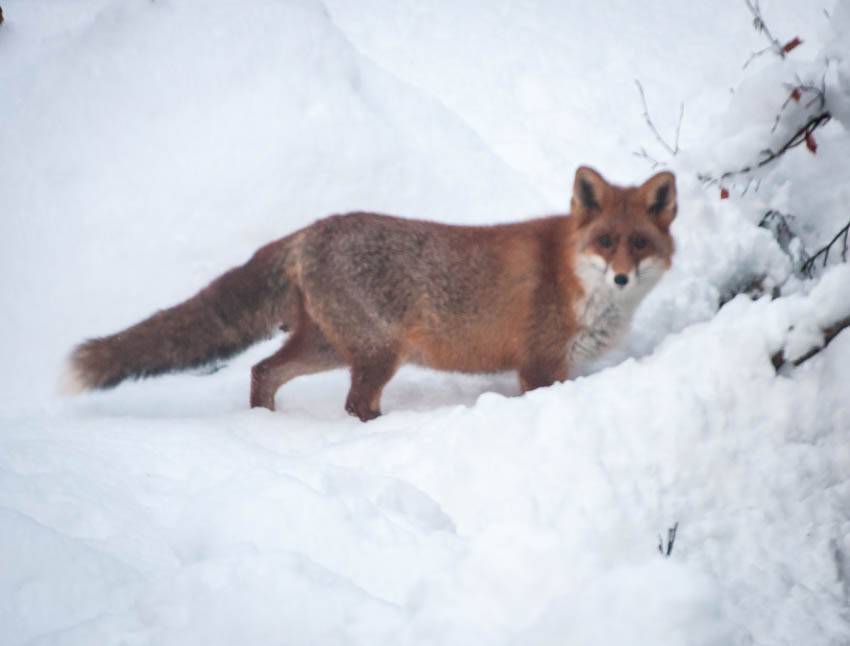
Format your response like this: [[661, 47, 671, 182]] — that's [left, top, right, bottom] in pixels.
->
[[772, 314, 850, 370], [698, 111, 831, 187], [801, 219, 850, 278], [634, 80, 683, 162]]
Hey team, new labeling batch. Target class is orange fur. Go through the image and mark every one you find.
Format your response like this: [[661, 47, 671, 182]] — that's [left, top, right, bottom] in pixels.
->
[[64, 166, 676, 421]]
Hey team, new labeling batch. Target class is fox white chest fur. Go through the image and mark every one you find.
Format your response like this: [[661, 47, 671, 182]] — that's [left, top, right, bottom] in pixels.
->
[[568, 253, 667, 373]]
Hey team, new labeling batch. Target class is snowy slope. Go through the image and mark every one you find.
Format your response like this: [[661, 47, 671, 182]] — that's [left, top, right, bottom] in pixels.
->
[[2, 1, 850, 645]]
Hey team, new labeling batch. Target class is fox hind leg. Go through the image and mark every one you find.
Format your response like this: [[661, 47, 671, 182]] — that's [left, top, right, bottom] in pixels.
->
[[250, 319, 343, 411]]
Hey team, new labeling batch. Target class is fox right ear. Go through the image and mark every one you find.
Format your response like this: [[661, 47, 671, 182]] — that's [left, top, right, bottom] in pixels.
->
[[571, 166, 610, 224], [639, 170, 677, 231]]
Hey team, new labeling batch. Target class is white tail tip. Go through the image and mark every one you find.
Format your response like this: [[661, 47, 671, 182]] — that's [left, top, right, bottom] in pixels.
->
[[56, 361, 89, 396]]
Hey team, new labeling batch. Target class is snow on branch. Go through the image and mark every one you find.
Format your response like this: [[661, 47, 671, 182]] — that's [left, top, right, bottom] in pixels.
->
[[771, 75, 828, 134], [756, 210, 850, 279], [758, 210, 797, 258], [699, 3, 829, 195], [697, 110, 831, 188], [719, 211, 850, 307], [771, 313, 850, 370]]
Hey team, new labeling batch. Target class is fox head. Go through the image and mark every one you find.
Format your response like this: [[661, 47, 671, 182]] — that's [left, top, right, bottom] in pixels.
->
[[570, 166, 676, 294]]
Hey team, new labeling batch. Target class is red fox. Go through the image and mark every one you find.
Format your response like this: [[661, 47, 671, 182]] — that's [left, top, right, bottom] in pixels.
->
[[62, 167, 676, 421]]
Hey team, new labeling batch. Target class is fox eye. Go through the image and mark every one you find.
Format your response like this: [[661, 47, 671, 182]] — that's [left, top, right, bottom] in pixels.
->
[[598, 234, 613, 248], [632, 236, 648, 249]]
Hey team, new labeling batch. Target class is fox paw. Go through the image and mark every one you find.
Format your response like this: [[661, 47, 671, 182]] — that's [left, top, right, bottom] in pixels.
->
[[345, 399, 381, 422]]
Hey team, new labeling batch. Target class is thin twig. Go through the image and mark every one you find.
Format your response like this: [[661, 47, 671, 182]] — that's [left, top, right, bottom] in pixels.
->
[[673, 102, 684, 153], [635, 80, 683, 156], [658, 522, 679, 557], [743, 44, 775, 70], [801, 218, 850, 277], [771, 77, 826, 134], [632, 147, 664, 169], [759, 112, 830, 166], [744, 0, 786, 68]]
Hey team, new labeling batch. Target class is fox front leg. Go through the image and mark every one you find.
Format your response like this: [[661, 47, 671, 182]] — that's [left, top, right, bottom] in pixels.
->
[[518, 356, 569, 393], [344, 352, 400, 421]]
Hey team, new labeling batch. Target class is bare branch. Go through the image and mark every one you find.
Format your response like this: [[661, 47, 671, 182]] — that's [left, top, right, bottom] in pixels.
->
[[752, 110, 829, 164], [658, 522, 680, 557], [744, 0, 787, 65], [801, 218, 850, 277], [635, 80, 683, 157], [632, 147, 664, 169], [673, 101, 684, 154], [771, 77, 827, 134], [743, 44, 777, 70], [759, 210, 799, 257]]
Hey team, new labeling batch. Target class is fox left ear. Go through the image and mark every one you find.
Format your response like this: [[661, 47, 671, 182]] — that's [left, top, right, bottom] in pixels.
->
[[639, 171, 677, 231]]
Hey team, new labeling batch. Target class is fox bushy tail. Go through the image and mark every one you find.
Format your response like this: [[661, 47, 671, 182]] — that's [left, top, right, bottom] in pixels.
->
[[62, 239, 295, 393]]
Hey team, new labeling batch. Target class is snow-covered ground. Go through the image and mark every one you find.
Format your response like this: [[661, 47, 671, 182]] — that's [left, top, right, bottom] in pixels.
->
[[2, 0, 850, 644]]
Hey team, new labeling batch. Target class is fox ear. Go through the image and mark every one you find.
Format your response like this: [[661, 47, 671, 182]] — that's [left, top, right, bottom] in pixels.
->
[[639, 171, 677, 231], [571, 166, 610, 225]]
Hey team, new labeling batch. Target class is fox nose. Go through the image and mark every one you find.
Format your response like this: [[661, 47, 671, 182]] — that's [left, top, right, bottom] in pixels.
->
[[614, 273, 629, 287]]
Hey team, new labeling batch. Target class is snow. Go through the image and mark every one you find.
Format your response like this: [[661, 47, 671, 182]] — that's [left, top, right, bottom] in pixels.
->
[[2, 0, 849, 644]]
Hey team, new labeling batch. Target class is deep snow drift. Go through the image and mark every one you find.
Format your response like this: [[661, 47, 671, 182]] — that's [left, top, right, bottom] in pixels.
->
[[1, 1, 849, 644]]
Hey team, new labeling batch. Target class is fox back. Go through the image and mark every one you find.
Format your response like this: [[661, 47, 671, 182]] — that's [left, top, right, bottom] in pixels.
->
[[63, 166, 676, 421]]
